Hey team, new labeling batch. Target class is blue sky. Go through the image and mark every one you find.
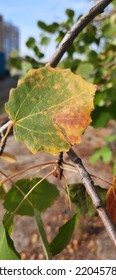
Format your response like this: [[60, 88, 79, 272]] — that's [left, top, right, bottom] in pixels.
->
[[0, 0, 92, 57]]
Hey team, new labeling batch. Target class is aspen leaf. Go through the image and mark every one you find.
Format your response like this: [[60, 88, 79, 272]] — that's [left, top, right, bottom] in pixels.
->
[[5, 66, 96, 154], [69, 183, 107, 217], [3, 178, 59, 216], [106, 176, 116, 224], [50, 213, 78, 256]]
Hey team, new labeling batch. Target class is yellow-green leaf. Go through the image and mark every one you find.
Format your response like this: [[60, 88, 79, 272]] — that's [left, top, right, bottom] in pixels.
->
[[5, 66, 96, 154]]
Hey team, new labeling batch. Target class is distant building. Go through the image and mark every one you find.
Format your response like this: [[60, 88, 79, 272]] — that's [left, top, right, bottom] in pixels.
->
[[0, 15, 19, 60], [0, 16, 4, 52]]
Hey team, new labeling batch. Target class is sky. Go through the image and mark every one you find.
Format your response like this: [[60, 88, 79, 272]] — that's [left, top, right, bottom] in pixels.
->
[[0, 0, 93, 57]]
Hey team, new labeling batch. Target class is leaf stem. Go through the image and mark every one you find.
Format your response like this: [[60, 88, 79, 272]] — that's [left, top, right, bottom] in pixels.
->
[[61, 166, 115, 187], [0, 161, 57, 185]]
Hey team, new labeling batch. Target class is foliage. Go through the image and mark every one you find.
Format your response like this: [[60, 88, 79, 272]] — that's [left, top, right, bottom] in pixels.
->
[[0, 176, 80, 259], [89, 135, 116, 174], [90, 146, 112, 164], [69, 183, 107, 218]]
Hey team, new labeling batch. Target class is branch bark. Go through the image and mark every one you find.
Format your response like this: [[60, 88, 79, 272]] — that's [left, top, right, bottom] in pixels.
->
[[47, 0, 113, 67]]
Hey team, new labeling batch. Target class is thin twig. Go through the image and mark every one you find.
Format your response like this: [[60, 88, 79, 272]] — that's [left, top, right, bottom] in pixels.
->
[[61, 166, 115, 187], [67, 148, 116, 247], [0, 161, 57, 185]]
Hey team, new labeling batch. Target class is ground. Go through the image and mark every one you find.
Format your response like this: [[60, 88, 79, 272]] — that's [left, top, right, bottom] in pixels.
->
[[0, 76, 116, 260]]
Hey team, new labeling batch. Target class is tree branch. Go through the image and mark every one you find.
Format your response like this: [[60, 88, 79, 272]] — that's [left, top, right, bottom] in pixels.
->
[[47, 0, 113, 67], [67, 148, 116, 247]]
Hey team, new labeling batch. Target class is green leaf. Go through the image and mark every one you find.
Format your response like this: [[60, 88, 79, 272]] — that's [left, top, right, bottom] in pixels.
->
[[105, 135, 116, 143], [56, 30, 65, 43], [109, 102, 116, 120], [67, 44, 75, 57], [38, 21, 59, 33], [5, 66, 96, 154], [102, 24, 116, 37], [69, 183, 95, 216], [3, 178, 59, 216], [94, 91, 107, 106], [40, 36, 50, 46], [21, 61, 32, 75], [10, 49, 20, 58], [76, 62, 94, 79], [0, 222, 20, 260], [66, 9, 75, 18], [3, 212, 14, 234], [50, 213, 78, 256], [90, 150, 102, 164], [91, 106, 111, 127], [69, 184, 107, 217], [33, 46, 44, 58], [113, 160, 116, 175], [26, 37, 35, 49], [90, 146, 112, 164], [113, 0, 116, 8], [0, 185, 6, 200], [34, 209, 52, 259]]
